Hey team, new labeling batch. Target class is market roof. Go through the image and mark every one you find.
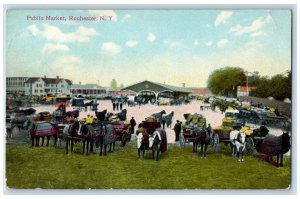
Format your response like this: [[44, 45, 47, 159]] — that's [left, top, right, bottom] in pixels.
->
[[25, 77, 72, 85], [122, 80, 192, 94], [71, 84, 105, 89]]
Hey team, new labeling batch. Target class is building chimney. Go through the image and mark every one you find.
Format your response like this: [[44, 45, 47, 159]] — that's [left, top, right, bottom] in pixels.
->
[[44, 75, 46, 78], [182, 83, 185, 88], [56, 76, 59, 79], [79, 81, 81, 85]]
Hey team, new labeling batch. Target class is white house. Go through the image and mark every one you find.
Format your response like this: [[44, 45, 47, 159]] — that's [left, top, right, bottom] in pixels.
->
[[24, 76, 72, 96], [237, 86, 256, 97]]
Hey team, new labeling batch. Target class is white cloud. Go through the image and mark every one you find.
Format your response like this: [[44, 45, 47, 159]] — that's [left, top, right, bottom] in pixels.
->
[[147, 32, 156, 42], [229, 16, 272, 36], [42, 43, 69, 54], [101, 42, 121, 55], [125, 40, 138, 48], [87, 10, 117, 21], [163, 40, 182, 48], [28, 24, 99, 43], [121, 14, 131, 22], [217, 39, 229, 48], [250, 30, 267, 38], [215, 11, 233, 27], [28, 24, 40, 36], [205, 41, 214, 47]]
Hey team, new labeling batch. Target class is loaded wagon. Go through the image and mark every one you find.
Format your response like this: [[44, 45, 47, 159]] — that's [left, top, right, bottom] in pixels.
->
[[108, 121, 131, 146], [213, 122, 269, 154], [137, 121, 162, 135], [182, 113, 206, 144]]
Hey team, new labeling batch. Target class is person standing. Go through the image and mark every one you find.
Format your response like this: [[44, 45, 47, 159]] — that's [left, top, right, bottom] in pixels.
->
[[174, 120, 182, 142], [112, 101, 116, 111], [130, 117, 136, 134]]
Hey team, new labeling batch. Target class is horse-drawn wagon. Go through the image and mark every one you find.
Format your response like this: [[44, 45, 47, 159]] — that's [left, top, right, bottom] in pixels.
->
[[213, 121, 269, 154], [182, 113, 207, 144], [108, 121, 131, 146]]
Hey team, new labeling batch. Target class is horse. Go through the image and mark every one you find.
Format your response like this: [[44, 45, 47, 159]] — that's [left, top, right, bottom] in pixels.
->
[[29, 122, 58, 147], [95, 109, 107, 121], [161, 111, 174, 128], [257, 132, 290, 167], [65, 121, 80, 154], [79, 123, 95, 155], [99, 123, 117, 156], [230, 130, 247, 162], [146, 110, 166, 123], [136, 128, 167, 161], [193, 126, 211, 158]]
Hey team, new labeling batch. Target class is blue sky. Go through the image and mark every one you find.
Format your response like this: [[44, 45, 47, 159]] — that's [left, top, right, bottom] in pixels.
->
[[6, 9, 291, 87]]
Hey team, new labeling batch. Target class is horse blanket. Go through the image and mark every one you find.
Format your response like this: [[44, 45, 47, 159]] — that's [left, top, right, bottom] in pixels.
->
[[260, 134, 283, 156], [103, 124, 117, 145]]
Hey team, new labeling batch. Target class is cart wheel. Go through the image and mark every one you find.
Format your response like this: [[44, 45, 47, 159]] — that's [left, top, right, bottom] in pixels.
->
[[245, 137, 254, 154], [121, 134, 127, 146], [11, 125, 21, 138]]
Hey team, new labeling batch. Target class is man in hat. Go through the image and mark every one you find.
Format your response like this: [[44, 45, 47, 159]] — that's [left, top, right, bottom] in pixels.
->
[[174, 120, 182, 142], [130, 116, 136, 134]]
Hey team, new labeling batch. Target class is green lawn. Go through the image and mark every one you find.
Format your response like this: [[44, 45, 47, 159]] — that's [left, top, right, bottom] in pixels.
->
[[6, 142, 291, 189]]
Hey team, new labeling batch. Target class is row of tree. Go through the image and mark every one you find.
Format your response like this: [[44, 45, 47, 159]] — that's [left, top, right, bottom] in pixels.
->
[[207, 66, 291, 101]]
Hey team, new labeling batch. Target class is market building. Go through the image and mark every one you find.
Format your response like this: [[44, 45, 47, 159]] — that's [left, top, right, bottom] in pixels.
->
[[121, 80, 192, 101]]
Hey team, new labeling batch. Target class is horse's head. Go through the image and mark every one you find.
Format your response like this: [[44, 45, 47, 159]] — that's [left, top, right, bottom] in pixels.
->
[[161, 110, 166, 115], [150, 131, 161, 148], [136, 132, 144, 149], [237, 131, 246, 144]]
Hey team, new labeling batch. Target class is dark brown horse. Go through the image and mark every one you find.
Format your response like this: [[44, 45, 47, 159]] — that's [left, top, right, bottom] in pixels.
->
[[257, 132, 290, 167], [193, 126, 211, 158]]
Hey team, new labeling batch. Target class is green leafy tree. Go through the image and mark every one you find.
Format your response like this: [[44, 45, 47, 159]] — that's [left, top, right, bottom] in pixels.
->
[[110, 79, 117, 89], [207, 67, 246, 97], [250, 71, 291, 100]]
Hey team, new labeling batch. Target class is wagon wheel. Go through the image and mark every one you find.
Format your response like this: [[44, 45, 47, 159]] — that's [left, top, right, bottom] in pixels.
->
[[245, 137, 255, 154], [11, 125, 21, 138], [121, 133, 127, 146]]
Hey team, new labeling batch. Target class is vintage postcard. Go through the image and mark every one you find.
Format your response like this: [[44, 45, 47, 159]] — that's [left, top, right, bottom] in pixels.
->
[[4, 7, 293, 192]]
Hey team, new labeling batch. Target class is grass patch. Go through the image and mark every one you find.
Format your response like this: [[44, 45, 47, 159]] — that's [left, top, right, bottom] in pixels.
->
[[6, 142, 291, 189]]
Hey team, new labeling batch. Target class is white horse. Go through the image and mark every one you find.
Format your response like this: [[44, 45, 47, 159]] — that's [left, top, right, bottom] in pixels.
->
[[230, 130, 246, 162]]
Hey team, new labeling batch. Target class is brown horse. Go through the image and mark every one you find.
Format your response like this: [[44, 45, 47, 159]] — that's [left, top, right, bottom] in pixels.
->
[[193, 126, 211, 158], [257, 132, 290, 167]]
